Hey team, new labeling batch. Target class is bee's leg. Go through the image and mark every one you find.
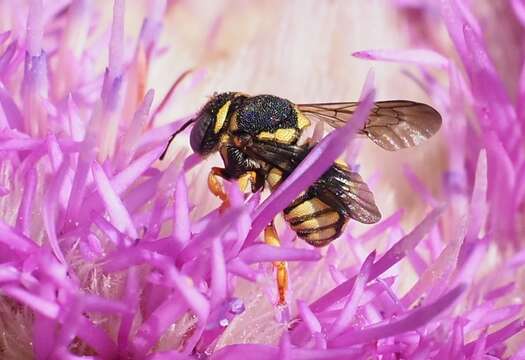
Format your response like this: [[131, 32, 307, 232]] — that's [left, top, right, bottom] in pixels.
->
[[264, 220, 288, 305], [209, 167, 264, 212], [237, 169, 265, 193], [208, 167, 230, 210], [237, 171, 256, 193]]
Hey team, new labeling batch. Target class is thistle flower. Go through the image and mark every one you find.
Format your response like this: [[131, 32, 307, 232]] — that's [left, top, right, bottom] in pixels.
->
[[0, 1, 524, 359]]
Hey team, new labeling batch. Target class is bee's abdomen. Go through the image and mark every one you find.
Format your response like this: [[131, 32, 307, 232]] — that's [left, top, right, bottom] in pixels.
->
[[267, 158, 379, 247], [283, 195, 348, 247]]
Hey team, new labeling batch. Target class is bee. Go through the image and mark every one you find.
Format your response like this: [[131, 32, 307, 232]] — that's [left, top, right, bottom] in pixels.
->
[[161, 92, 441, 247]]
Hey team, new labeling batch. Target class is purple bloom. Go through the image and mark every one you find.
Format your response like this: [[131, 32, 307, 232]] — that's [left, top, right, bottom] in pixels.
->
[[0, 1, 524, 359]]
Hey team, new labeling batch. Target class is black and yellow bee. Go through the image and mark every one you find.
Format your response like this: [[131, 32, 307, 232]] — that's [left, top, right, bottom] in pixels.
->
[[161, 92, 441, 247]]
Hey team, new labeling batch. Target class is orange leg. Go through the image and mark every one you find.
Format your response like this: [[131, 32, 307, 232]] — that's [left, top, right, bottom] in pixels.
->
[[208, 169, 259, 211], [208, 167, 230, 211], [264, 221, 288, 305], [209, 169, 287, 304], [237, 171, 258, 193]]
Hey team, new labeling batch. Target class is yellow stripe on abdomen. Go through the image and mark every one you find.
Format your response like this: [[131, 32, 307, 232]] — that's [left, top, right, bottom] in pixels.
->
[[284, 198, 330, 221], [284, 196, 348, 247], [292, 211, 340, 230], [301, 228, 337, 244]]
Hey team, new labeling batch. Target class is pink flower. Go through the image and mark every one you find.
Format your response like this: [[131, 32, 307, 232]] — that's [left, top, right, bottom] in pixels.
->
[[0, 1, 523, 359]]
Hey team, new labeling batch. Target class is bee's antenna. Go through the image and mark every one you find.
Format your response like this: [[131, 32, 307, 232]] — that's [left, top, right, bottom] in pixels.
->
[[159, 118, 196, 160]]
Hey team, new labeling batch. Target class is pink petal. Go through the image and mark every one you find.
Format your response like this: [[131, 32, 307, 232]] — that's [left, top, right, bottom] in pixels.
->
[[0, 264, 19, 282], [111, 146, 163, 195], [173, 172, 191, 247], [94, 216, 122, 246], [120, 175, 161, 215], [64, 148, 94, 224], [76, 317, 118, 359], [0, 83, 24, 131], [1, 285, 59, 318], [278, 332, 291, 360], [33, 313, 57, 360], [92, 161, 138, 239], [144, 196, 166, 239], [145, 351, 193, 360], [132, 294, 187, 357], [402, 164, 438, 207], [183, 152, 202, 171], [0, 30, 10, 45], [117, 89, 155, 166], [108, 0, 124, 79], [165, 266, 210, 322], [484, 282, 515, 301], [401, 211, 466, 307], [466, 149, 488, 241], [471, 328, 487, 360], [358, 209, 404, 243], [328, 284, 466, 347], [464, 304, 523, 333], [177, 208, 244, 264], [239, 244, 321, 264], [103, 248, 156, 272], [46, 134, 64, 172], [308, 206, 442, 313], [212, 344, 277, 360], [211, 238, 227, 307], [0, 219, 37, 254], [0, 138, 43, 151], [226, 258, 260, 282], [463, 319, 525, 356], [512, 0, 525, 27], [53, 298, 83, 353], [353, 48, 449, 69], [82, 294, 130, 314], [137, 115, 194, 152], [43, 157, 69, 263], [15, 167, 37, 235], [328, 251, 376, 339], [293, 347, 363, 359], [297, 300, 322, 334], [26, 0, 44, 56]]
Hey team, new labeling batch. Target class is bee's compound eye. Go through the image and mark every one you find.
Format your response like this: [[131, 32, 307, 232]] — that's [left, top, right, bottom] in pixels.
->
[[190, 113, 216, 155]]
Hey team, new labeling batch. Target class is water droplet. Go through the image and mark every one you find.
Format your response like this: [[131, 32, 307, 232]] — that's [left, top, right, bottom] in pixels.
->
[[219, 318, 229, 327], [276, 303, 290, 324], [229, 298, 245, 315]]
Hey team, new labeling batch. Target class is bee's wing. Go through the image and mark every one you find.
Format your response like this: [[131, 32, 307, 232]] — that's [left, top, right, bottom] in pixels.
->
[[315, 163, 381, 225], [246, 141, 307, 173], [248, 140, 381, 224], [297, 100, 442, 151]]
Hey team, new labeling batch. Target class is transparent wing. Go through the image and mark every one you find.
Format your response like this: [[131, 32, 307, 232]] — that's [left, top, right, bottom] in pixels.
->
[[297, 100, 442, 151], [315, 162, 381, 225], [246, 140, 381, 224], [245, 140, 307, 173]]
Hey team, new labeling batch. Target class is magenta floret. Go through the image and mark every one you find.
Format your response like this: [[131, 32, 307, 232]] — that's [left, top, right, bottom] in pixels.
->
[[0, 0, 523, 359]]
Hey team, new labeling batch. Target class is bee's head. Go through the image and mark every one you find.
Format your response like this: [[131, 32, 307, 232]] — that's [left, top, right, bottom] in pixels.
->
[[190, 92, 237, 155]]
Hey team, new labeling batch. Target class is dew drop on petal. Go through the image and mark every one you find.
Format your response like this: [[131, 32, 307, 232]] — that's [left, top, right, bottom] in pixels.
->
[[229, 298, 245, 315], [276, 303, 291, 324]]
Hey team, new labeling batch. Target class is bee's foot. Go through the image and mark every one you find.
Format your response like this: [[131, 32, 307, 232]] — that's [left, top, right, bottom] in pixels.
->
[[208, 167, 230, 210], [237, 171, 258, 193], [264, 221, 288, 306]]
